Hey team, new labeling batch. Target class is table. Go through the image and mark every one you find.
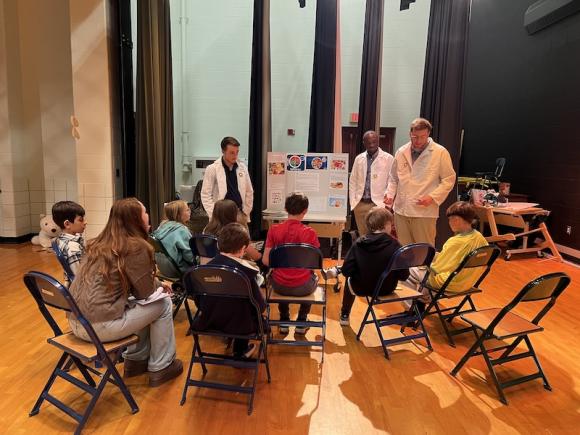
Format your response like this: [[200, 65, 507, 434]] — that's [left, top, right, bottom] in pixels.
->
[[474, 204, 562, 262], [262, 210, 346, 260]]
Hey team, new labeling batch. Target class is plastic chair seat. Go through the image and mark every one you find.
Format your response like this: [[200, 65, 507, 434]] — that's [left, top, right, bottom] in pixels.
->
[[461, 309, 543, 339], [48, 332, 139, 363], [268, 286, 325, 304]]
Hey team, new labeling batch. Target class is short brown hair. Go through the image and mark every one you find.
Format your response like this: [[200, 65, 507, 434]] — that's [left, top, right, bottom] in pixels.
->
[[217, 222, 250, 254], [220, 136, 240, 151], [285, 192, 309, 215], [410, 118, 432, 133], [446, 201, 476, 223], [52, 201, 85, 229], [365, 207, 393, 233]]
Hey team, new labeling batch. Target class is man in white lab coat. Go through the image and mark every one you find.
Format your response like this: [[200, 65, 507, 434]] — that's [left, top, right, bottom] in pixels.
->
[[349, 131, 394, 235], [201, 137, 254, 223], [384, 118, 456, 246]]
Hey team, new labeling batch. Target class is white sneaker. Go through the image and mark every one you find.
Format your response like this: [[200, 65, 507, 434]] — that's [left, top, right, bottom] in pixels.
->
[[242, 343, 258, 359]]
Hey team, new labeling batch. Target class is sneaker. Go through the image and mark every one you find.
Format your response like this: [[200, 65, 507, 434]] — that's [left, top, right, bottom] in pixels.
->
[[321, 266, 339, 280], [148, 359, 183, 387], [295, 319, 310, 335], [242, 343, 258, 359], [279, 324, 289, 334], [339, 314, 350, 326]]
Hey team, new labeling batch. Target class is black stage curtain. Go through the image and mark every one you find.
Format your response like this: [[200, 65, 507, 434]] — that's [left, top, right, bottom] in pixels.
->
[[420, 0, 471, 248], [135, 0, 174, 227], [356, 0, 384, 153], [308, 0, 337, 153], [248, 0, 271, 237]]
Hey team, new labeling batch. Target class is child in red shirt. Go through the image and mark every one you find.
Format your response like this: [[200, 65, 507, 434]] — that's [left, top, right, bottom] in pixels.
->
[[263, 193, 320, 334]]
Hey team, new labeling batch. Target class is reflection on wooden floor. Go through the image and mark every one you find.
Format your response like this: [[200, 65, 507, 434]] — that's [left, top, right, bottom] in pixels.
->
[[1, 243, 579, 434]]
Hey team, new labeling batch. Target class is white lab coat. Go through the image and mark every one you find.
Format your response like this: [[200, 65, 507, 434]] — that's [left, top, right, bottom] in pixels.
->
[[201, 158, 254, 220], [349, 148, 394, 209], [385, 139, 456, 218]]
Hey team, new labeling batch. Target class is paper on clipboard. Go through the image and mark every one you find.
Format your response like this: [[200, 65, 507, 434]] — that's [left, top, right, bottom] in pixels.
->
[[135, 287, 170, 306]]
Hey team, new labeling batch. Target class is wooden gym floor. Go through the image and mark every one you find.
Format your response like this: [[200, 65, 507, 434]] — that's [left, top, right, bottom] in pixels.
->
[[1, 243, 579, 434]]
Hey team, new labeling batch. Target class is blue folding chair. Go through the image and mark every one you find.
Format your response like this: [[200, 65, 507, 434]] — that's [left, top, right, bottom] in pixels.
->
[[189, 233, 219, 264], [356, 243, 436, 359], [266, 243, 326, 362], [451, 272, 570, 405], [24, 271, 139, 434], [180, 265, 271, 415], [148, 235, 193, 321], [420, 245, 501, 346], [51, 239, 75, 283]]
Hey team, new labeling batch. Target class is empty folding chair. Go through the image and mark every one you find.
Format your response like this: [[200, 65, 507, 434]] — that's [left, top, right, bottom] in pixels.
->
[[421, 245, 501, 346], [148, 235, 192, 320], [24, 271, 139, 434], [266, 243, 326, 362], [356, 243, 435, 359], [51, 239, 76, 283], [451, 272, 571, 404], [180, 265, 271, 415], [189, 233, 219, 265]]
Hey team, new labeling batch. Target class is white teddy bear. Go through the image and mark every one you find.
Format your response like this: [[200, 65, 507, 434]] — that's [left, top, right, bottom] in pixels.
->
[[31, 214, 62, 249]]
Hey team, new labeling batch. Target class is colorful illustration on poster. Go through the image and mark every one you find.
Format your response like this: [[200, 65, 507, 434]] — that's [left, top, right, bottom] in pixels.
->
[[268, 162, 285, 175], [329, 196, 346, 208], [287, 154, 305, 171], [329, 157, 347, 171], [306, 156, 328, 170]]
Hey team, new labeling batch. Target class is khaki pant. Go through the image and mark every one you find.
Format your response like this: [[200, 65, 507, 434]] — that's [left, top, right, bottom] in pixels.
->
[[394, 213, 437, 246], [353, 201, 376, 236]]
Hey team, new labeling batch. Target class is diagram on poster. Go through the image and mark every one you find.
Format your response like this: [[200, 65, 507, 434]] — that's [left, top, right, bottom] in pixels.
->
[[266, 152, 349, 219]]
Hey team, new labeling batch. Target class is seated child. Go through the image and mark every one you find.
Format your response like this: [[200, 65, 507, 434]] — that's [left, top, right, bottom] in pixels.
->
[[407, 201, 488, 311], [52, 201, 87, 280], [263, 193, 320, 334], [194, 223, 267, 359], [204, 199, 262, 262], [337, 207, 409, 326], [152, 200, 194, 274]]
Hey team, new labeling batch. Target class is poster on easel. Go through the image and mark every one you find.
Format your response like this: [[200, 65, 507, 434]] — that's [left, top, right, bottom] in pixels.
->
[[266, 152, 349, 219]]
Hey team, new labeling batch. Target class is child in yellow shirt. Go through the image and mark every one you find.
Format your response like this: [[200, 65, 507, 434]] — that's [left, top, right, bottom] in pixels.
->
[[408, 201, 488, 311]]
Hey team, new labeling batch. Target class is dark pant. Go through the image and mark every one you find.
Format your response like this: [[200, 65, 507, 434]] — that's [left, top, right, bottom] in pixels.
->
[[233, 339, 249, 356], [272, 274, 318, 321], [341, 289, 356, 317]]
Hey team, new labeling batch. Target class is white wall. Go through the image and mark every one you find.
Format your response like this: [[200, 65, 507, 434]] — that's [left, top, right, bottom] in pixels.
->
[[169, 0, 253, 187], [0, 0, 115, 239], [270, 1, 316, 154], [381, 0, 431, 150]]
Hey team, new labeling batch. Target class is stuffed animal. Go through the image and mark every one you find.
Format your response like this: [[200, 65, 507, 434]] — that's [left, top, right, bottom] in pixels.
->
[[31, 214, 62, 249]]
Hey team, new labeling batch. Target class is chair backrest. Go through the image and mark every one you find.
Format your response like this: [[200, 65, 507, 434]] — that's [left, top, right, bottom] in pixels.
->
[[268, 243, 323, 270], [189, 234, 219, 259], [148, 235, 182, 278], [23, 271, 110, 358], [439, 245, 501, 290], [485, 272, 570, 333], [51, 239, 76, 282], [183, 265, 266, 335], [373, 243, 435, 298]]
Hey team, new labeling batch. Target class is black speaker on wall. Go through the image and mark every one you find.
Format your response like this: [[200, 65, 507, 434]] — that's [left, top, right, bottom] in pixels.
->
[[524, 0, 580, 34]]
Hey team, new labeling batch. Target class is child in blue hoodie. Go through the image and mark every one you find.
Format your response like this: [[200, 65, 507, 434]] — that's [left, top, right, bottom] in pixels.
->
[[152, 200, 194, 274]]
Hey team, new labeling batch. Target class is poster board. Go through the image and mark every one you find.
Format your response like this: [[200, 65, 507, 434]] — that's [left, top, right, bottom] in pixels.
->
[[265, 152, 349, 219]]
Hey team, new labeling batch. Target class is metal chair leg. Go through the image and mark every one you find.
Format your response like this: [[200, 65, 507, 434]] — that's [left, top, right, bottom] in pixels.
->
[[29, 353, 69, 416], [479, 341, 508, 405], [451, 327, 486, 377], [356, 301, 372, 341], [524, 336, 552, 390]]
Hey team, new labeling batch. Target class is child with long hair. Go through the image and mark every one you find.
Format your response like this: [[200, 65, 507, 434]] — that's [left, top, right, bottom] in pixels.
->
[[152, 200, 193, 274], [204, 199, 262, 262], [68, 198, 182, 387]]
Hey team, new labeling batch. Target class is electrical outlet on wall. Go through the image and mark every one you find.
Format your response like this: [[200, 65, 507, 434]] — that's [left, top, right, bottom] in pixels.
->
[[566, 225, 572, 235]]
